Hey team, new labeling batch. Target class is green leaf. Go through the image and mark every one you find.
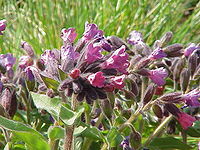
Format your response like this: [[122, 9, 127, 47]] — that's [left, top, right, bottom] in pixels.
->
[[59, 104, 84, 126], [186, 121, 200, 137], [58, 68, 68, 81], [31, 92, 61, 118], [107, 127, 123, 148], [48, 126, 65, 140], [148, 137, 192, 150], [74, 137, 83, 150], [40, 75, 60, 91], [0, 116, 50, 150], [74, 126, 87, 135]]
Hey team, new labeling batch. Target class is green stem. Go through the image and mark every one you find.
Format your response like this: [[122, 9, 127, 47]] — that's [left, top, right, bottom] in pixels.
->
[[143, 115, 173, 147], [181, 130, 187, 144], [81, 113, 104, 150]]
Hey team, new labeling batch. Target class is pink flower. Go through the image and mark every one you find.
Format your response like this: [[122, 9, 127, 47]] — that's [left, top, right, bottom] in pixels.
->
[[21, 41, 35, 57], [87, 72, 105, 88], [127, 30, 144, 45], [182, 89, 200, 107], [0, 19, 6, 35], [18, 56, 33, 69], [148, 67, 168, 86], [105, 75, 125, 92], [177, 112, 196, 130], [61, 28, 77, 43], [100, 45, 129, 74], [148, 47, 167, 60], [184, 43, 200, 57], [83, 22, 103, 40], [85, 43, 103, 64]]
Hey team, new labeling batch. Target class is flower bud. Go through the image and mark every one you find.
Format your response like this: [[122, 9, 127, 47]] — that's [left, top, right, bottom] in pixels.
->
[[180, 68, 190, 93], [124, 89, 135, 101], [188, 51, 198, 77], [100, 99, 112, 120], [129, 131, 142, 149], [129, 54, 142, 70], [134, 57, 151, 70], [163, 43, 183, 57], [152, 104, 163, 118], [173, 58, 185, 82], [108, 36, 129, 50], [159, 92, 182, 103], [143, 83, 156, 105], [130, 79, 139, 96], [159, 31, 173, 47], [21, 41, 35, 57], [0, 88, 17, 118], [46, 89, 55, 98]]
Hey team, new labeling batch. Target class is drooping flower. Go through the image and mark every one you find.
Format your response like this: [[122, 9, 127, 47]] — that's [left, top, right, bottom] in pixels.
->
[[85, 43, 103, 64], [148, 47, 167, 60], [127, 30, 144, 45], [18, 56, 33, 69], [100, 45, 129, 74], [184, 43, 200, 57], [148, 67, 168, 86], [61, 28, 77, 43], [181, 89, 200, 107], [83, 22, 103, 41], [177, 112, 196, 130], [104, 75, 125, 92], [87, 72, 105, 88], [0, 19, 6, 35]]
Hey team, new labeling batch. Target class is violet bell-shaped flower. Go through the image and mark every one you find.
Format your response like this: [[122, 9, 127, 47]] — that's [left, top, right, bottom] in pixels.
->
[[177, 112, 196, 130], [61, 28, 77, 43], [0, 19, 6, 35], [184, 43, 200, 57], [127, 30, 144, 45], [181, 89, 200, 107], [100, 45, 129, 74], [83, 22, 103, 41], [148, 47, 167, 60], [148, 67, 168, 86]]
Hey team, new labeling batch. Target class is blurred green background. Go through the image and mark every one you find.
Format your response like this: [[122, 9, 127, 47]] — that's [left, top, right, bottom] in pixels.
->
[[0, 0, 199, 56]]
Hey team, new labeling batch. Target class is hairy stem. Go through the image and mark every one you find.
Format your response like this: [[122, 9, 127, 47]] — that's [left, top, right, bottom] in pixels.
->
[[64, 94, 78, 150], [143, 115, 173, 147]]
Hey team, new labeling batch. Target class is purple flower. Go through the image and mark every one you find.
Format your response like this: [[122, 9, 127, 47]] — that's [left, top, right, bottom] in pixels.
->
[[40, 50, 60, 65], [184, 43, 200, 57], [18, 56, 33, 69], [105, 75, 125, 92], [177, 112, 196, 130], [24, 66, 40, 81], [148, 47, 167, 60], [87, 72, 105, 88], [0, 81, 3, 93], [61, 28, 77, 43], [61, 45, 79, 72], [0, 19, 6, 35], [0, 53, 16, 70], [148, 67, 168, 86], [83, 22, 103, 41], [85, 43, 103, 64], [127, 30, 144, 45], [101, 45, 129, 74], [93, 38, 112, 51], [182, 89, 200, 107]]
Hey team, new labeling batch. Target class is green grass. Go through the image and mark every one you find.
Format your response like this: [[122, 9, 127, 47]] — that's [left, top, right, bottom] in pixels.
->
[[0, 0, 199, 57]]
